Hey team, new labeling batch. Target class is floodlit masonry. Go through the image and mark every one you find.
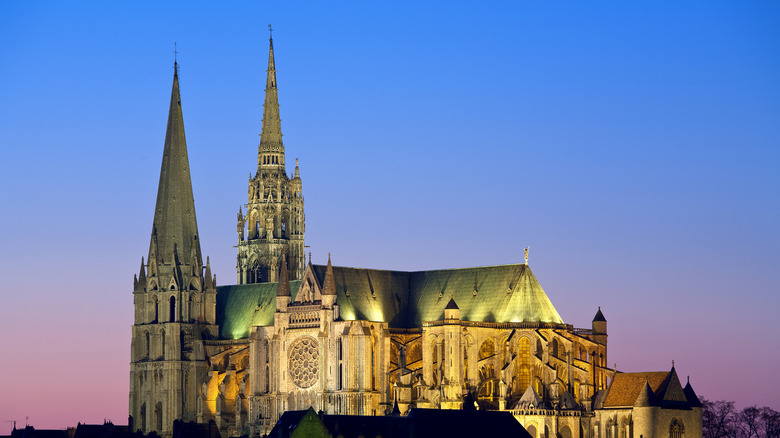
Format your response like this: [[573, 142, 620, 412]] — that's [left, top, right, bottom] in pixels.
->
[[129, 35, 702, 438]]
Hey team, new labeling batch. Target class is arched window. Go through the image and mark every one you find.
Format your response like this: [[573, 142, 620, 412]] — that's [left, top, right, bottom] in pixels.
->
[[517, 337, 531, 393], [160, 329, 166, 359], [265, 365, 269, 392], [155, 402, 163, 431], [371, 340, 376, 390], [479, 338, 495, 360], [153, 296, 158, 323], [551, 339, 559, 358], [670, 419, 684, 438], [145, 331, 150, 358], [140, 403, 146, 432], [536, 339, 543, 357], [169, 296, 176, 322]]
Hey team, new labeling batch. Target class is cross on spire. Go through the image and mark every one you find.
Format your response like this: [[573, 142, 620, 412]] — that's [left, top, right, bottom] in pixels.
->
[[268, 24, 273, 39], [174, 42, 179, 74]]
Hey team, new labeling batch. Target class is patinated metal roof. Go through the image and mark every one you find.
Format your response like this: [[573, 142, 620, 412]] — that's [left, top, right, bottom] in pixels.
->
[[216, 280, 300, 339], [215, 263, 565, 338]]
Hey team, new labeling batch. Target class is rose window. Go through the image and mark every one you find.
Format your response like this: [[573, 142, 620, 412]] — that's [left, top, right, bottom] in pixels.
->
[[288, 337, 319, 388]]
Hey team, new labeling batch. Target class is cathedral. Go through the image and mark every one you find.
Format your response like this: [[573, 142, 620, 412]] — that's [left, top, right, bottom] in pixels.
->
[[129, 36, 703, 438]]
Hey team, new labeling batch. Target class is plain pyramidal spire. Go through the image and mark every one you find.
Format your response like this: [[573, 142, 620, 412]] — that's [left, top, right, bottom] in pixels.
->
[[148, 61, 202, 268]]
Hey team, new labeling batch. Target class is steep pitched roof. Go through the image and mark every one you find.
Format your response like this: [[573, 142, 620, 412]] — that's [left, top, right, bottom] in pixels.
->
[[513, 385, 544, 410], [149, 64, 201, 268], [215, 263, 566, 338], [602, 371, 669, 408], [593, 307, 606, 322], [683, 379, 702, 408], [215, 280, 300, 339], [311, 263, 564, 328], [602, 368, 692, 410], [655, 366, 691, 409]]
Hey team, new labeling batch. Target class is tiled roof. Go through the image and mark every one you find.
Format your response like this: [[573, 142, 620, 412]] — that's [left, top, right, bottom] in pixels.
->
[[602, 371, 669, 408], [602, 368, 692, 410]]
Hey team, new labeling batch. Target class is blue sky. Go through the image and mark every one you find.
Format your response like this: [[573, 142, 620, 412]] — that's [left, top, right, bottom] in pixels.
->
[[1, 0, 778, 431]]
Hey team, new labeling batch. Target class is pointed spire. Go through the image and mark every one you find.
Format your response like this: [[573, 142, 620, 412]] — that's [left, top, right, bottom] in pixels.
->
[[138, 257, 147, 284], [258, 31, 285, 171], [294, 158, 300, 178], [593, 306, 606, 322], [634, 380, 659, 407], [683, 378, 702, 408], [322, 253, 336, 295], [204, 256, 214, 291], [278, 254, 291, 296], [148, 62, 202, 271]]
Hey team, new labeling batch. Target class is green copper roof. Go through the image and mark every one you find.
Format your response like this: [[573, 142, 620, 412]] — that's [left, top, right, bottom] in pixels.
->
[[215, 263, 564, 339], [216, 280, 300, 339], [312, 263, 564, 328]]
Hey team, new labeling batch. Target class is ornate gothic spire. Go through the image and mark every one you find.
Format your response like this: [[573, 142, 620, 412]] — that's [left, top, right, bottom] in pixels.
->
[[149, 64, 202, 269], [258, 33, 285, 171]]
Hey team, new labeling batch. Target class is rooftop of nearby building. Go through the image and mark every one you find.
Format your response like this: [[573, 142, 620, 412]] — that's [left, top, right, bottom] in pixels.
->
[[269, 407, 531, 438]]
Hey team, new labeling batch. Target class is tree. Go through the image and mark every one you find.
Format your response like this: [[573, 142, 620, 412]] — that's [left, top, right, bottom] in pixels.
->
[[759, 407, 780, 438], [702, 398, 736, 438], [738, 406, 762, 438]]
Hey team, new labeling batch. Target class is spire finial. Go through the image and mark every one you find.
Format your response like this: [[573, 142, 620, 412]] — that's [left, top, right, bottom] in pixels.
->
[[524, 246, 529, 264], [268, 24, 273, 39], [174, 42, 179, 73], [672, 360, 675, 368]]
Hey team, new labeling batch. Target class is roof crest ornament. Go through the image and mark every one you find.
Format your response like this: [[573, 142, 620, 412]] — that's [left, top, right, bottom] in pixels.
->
[[268, 24, 273, 39], [524, 246, 529, 264]]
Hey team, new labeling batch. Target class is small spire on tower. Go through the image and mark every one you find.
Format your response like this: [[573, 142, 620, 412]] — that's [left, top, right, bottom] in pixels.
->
[[323, 253, 336, 295], [278, 254, 290, 297]]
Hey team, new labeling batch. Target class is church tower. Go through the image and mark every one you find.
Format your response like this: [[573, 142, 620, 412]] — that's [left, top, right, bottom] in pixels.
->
[[130, 62, 218, 436], [236, 34, 305, 283]]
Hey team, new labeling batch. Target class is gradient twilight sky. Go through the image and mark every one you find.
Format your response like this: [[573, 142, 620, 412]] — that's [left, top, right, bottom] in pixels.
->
[[1, 0, 779, 432]]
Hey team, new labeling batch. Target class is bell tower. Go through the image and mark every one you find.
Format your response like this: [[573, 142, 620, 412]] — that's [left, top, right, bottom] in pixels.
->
[[130, 62, 218, 436], [236, 33, 305, 283]]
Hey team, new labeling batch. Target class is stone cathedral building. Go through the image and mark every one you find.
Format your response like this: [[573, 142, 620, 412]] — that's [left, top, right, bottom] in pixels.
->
[[129, 37, 702, 438]]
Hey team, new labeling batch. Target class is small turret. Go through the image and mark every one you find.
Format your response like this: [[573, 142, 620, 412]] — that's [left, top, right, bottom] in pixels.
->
[[592, 306, 607, 345], [633, 379, 660, 438], [444, 298, 460, 320]]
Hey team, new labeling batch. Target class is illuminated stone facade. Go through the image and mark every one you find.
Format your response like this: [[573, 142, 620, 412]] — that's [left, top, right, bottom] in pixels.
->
[[130, 37, 702, 438]]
